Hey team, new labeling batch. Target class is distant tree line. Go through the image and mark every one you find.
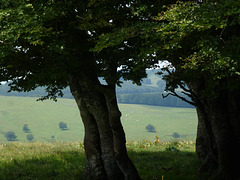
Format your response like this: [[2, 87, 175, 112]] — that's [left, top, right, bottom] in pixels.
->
[[0, 84, 73, 99], [1, 75, 192, 108], [117, 93, 193, 108]]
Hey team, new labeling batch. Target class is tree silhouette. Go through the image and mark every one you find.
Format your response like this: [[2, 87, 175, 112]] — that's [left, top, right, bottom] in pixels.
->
[[59, 122, 68, 130], [5, 131, 17, 141], [145, 124, 155, 132], [23, 124, 31, 133], [26, 134, 34, 141]]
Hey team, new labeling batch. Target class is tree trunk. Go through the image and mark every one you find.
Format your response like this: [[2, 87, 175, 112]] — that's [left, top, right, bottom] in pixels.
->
[[190, 82, 240, 180], [69, 74, 141, 180], [195, 107, 218, 177], [104, 84, 142, 180], [69, 75, 108, 179]]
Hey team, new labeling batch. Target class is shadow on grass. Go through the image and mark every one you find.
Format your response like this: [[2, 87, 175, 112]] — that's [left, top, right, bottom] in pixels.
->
[[0, 150, 85, 180], [128, 150, 200, 180], [0, 148, 200, 180], [61, 128, 70, 131]]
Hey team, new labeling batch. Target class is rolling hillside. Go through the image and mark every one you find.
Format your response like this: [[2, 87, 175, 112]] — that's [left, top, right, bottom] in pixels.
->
[[0, 96, 197, 143], [0, 69, 193, 108]]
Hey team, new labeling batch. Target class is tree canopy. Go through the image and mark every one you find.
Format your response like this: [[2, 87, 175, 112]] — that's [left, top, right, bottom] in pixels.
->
[[0, 0, 162, 100], [154, 0, 240, 97], [0, 1, 164, 179], [1, 0, 240, 179], [150, 1, 240, 179], [93, 1, 240, 179], [94, 0, 240, 98]]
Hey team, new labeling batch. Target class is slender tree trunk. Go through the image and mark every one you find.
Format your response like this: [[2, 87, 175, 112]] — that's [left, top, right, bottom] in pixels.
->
[[69, 74, 141, 180], [190, 81, 240, 180], [104, 85, 142, 180]]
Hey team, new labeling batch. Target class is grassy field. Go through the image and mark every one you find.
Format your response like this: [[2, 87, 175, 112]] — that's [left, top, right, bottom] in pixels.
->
[[0, 141, 199, 180], [0, 96, 199, 179], [0, 96, 197, 143]]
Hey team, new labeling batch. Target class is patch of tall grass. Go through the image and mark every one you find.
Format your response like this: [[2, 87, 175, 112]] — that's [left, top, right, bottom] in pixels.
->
[[127, 140, 198, 180], [0, 142, 85, 179], [0, 141, 198, 180]]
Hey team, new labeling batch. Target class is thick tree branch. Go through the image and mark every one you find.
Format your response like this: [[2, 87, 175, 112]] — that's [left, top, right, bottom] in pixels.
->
[[162, 90, 196, 106]]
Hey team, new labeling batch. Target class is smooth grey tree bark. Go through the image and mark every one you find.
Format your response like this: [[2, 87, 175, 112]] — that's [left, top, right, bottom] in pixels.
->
[[69, 73, 141, 180]]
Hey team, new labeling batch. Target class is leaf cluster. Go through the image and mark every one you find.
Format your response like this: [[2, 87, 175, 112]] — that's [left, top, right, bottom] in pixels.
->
[[0, 0, 164, 98], [152, 0, 240, 96], [2, 0, 239, 99], [0, 0, 89, 99]]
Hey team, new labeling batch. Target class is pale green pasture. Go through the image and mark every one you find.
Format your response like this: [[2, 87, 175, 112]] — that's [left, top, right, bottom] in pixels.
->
[[120, 104, 197, 141], [0, 96, 83, 143], [0, 96, 197, 143]]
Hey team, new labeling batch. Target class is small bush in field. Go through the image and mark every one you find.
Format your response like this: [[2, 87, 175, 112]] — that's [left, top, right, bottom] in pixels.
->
[[59, 122, 68, 130], [23, 124, 31, 133], [26, 134, 34, 141], [145, 124, 155, 132], [5, 131, 18, 141], [172, 132, 180, 139]]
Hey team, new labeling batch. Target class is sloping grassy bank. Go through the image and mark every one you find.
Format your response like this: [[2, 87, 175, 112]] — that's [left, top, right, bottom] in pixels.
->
[[0, 141, 199, 180]]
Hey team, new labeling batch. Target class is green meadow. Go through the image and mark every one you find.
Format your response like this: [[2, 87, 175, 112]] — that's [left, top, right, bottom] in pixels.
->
[[0, 96, 197, 143], [0, 141, 199, 180], [0, 96, 199, 179]]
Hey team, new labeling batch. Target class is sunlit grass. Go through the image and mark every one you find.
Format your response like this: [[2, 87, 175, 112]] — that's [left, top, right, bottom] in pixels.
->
[[0, 96, 197, 143], [0, 141, 198, 180]]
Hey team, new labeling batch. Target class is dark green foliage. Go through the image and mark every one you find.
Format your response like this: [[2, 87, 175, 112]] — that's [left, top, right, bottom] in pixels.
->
[[145, 124, 155, 132], [59, 122, 68, 130], [4, 131, 17, 141], [26, 134, 34, 141], [0, 0, 160, 100], [152, 0, 240, 98], [22, 124, 31, 133]]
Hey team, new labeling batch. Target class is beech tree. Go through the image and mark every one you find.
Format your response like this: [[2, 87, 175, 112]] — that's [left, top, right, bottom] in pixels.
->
[[0, 0, 161, 179], [151, 1, 240, 179], [100, 0, 240, 179]]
